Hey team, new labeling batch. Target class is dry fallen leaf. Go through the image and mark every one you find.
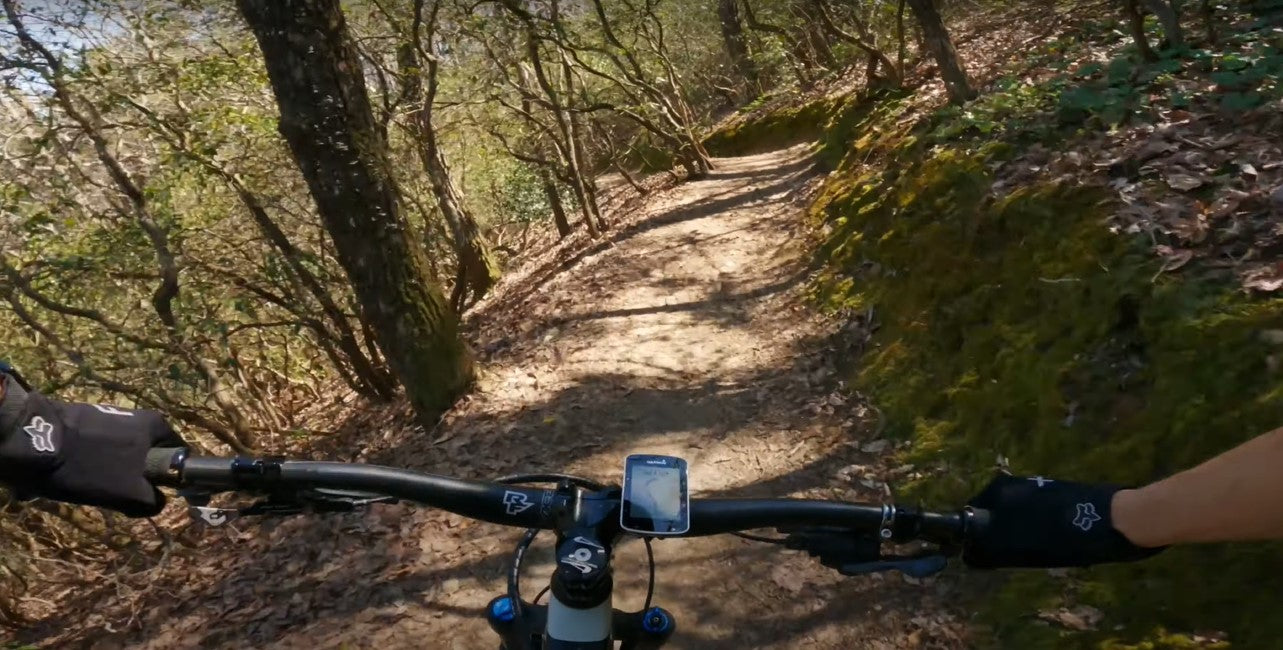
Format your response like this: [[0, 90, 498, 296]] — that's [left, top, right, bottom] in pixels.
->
[[1243, 266, 1283, 293], [1246, 276, 1283, 292], [1152, 246, 1195, 281], [1207, 189, 1250, 219], [1038, 605, 1104, 631], [860, 439, 891, 453], [1136, 138, 1176, 162], [770, 564, 806, 594], [836, 464, 870, 482], [1166, 172, 1208, 192]]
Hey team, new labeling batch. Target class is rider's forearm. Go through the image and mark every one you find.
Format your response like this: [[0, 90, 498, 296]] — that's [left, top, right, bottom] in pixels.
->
[[1112, 426, 1283, 547]]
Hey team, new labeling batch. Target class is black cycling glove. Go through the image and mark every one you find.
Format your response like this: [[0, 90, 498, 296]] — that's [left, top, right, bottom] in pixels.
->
[[962, 474, 1165, 569], [0, 372, 185, 517]]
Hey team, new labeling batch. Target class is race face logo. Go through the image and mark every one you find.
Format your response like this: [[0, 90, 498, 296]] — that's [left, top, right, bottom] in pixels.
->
[[503, 490, 533, 515], [23, 416, 56, 453]]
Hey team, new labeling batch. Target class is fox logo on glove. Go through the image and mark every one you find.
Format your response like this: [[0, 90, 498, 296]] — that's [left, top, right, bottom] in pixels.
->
[[1073, 502, 1102, 531], [23, 416, 56, 453]]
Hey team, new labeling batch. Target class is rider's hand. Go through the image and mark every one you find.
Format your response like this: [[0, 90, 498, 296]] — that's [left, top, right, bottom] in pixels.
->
[[963, 474, 1166, 569], [0, 373, 186, 517]]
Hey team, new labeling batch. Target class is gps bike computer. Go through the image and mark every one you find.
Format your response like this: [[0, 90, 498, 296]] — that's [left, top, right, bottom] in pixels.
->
[[620, 454, 690, 535]]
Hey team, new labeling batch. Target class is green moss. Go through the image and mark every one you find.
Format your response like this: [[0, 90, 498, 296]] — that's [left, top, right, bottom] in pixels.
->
[[815, 89, 916, 172], [702, 94, 845, 157], [811, 128, 1283, 648]]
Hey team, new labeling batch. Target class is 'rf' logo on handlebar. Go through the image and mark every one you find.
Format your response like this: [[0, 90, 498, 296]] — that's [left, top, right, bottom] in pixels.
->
[[503, 491, 534, 515]]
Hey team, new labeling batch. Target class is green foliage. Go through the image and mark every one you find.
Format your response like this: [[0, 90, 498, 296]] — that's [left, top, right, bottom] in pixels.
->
[[921, 26, 1283, 148], [933, 75, 1068, 140], [1203, 34, 1283, 110], [492, 162, 556, 224], [622, 134, 680, 174], [0, 2, 375, 442]]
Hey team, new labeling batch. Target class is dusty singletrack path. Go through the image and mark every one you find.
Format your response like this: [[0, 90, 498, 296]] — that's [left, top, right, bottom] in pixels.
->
[[119, 146, 968, 650]]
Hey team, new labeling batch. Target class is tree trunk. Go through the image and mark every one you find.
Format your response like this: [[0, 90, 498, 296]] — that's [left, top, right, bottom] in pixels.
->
[[500, 2, 599, 238], [1124, 0, 1159, 62], [558, 116, 600, 237], [571, 123, 606, 232], [1141, 0, 1186, 49], [117, 94, 398, 401], [396, 28, 500, 309], [1201, 0, 1216, 45], [519, 79, 576, 239], [644, 24, 715, 177], [428, 144, 499, 310], [905, 0, 975, 104], [562, 58, 608, 231], [592, 121, 648, 197], [796, 0, 839, 72], [237, 0, 474, 424], [741, 0, 815, 87], [718, 0, 760, 93], [512, 56, 579, 241], [811, 0, 901, 86], [896, 0, 908, 77], [540, 167, 573, 238]]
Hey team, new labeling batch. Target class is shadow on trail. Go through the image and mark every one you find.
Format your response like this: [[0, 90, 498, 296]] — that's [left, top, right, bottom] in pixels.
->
[[558, 269, 807, 326], [26, 326, 897, 649], [469, 150, 816, 336], [607, 171, 802, 246], [702, 153, 816, 181]]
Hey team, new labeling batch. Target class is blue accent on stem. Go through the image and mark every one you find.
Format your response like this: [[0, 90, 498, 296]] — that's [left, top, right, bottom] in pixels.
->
[[642, 607, 671, 634], [490, 597, 515, 623]]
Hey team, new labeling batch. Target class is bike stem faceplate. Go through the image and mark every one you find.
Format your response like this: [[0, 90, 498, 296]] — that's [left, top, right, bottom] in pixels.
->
[[487, 483, 676, 650]]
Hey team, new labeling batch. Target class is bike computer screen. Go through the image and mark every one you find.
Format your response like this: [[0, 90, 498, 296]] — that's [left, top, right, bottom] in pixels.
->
[[620, 454, 690, 536]]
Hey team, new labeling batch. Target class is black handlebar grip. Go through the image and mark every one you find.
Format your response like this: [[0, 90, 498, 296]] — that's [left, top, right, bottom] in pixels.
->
[[144, 447, 187, 486], [963, 506, 991, 540]]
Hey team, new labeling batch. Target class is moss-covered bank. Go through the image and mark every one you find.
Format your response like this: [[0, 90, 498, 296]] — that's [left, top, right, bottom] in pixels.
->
[[702, 94, 846, 157], [725, 83, 1283, 647]]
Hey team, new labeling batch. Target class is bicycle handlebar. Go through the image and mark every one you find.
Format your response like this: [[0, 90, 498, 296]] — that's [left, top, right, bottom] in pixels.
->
[[146, 448, 559, 529], [145, 448, 984, 544]]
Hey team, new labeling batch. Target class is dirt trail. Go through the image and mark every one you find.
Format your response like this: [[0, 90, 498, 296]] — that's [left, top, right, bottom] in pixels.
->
[[110, 146, 968, 649]]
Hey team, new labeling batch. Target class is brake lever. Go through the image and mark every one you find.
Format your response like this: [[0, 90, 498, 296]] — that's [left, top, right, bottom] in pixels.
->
[[182, 488, 399, 527], [832, 554, 948, 578], [781, 526, 949, 579], [301, 488, 401, 511], [189, 505, 240, 527], [176, 488, 240, 527]]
